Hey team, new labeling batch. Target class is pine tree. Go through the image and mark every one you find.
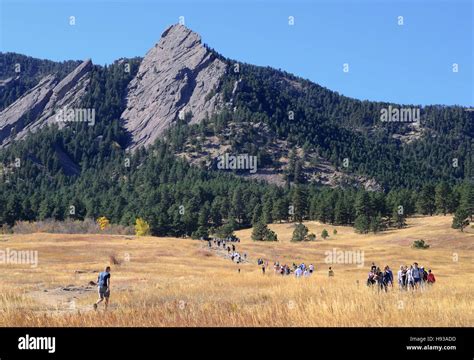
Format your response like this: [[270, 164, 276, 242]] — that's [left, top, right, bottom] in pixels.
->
[[354, 214, 370, 234], [272, 198, 288, 223], [435, 182, 451, 215], [198, 201, 211, 227], [355, 191, 372, 219], [459, 182, 474, 221], [231, 188, 244, 224], [392, 206, 406, 229], [292, 186, 308, 223], [262, 198, 273, 224], [370, 213, 384, 233], [252, 204, 263, 225], [252, 220, 277, 241], [452, 208, 470, 232], [417, 184, 436, 215], [321, 229, 329, 239], [292, 223, 309, 241]]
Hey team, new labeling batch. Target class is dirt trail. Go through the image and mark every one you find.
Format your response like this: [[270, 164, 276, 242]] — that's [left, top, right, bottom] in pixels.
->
[[202, 241, 252, 264], [27, 284, 97, 314], [27, 283, 126, 314]]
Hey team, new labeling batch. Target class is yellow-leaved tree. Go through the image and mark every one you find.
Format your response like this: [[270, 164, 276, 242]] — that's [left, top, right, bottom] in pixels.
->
[[96, 216, 110, 231], [135, 218, 151, 236]]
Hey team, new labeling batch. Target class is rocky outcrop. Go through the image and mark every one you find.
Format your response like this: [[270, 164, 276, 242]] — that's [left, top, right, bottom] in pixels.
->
[[121, 24, 227, 148], [0, 75, 56, 146], [0, 59, 92, 148], [53, 59, 92, 99]]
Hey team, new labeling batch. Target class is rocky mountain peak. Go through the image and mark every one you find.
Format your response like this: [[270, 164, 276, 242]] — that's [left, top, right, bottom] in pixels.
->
[[121, 24, 227, 149]]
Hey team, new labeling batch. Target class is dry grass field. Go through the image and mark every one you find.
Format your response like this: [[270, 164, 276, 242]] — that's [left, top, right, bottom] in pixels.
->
[[0, 215, 472, 327]]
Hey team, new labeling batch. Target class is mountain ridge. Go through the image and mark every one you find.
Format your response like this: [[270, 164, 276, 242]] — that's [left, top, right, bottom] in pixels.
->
[[0, 24, 472, 191]]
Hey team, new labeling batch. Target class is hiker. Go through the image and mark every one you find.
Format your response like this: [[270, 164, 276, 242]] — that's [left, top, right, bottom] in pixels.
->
[[421, 267, 428, 286], [397, 265, 407, 290], [367, 270, 376, 286], [262, 265, 266, 274], [412, 263, 422, 288], [94, 266, 111, 310], [328, 267, 334, 277], [309, 264, 314, 274], [375, 268, 386, 292], [384, 265, 393, 287], [427, 269, 436, 284], [232, 244, 235, 252], [407, 265, 415, 289], [295, 266, 303, 278], [381, 267, 392, 292]]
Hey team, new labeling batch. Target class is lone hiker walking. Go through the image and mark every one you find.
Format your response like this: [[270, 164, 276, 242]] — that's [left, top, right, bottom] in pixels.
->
[[94, 266, 111, 310]]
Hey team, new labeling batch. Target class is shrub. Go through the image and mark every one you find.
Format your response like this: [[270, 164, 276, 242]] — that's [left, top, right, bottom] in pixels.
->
[[12, 219, 134, 235], [97, 216, 110, 231], [412, 239, 430, 249], [0, 224, 12, 234], [321, 229, 329, 239], [135, 218, 151, 236]]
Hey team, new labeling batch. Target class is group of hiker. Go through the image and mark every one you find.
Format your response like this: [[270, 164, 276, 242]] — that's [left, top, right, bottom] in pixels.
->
[[208, 238, 247, 264], [271, 262, 317, 277], [367, 262, 436, 291], [256, 258, 335, 278], [92, 240, 439, 312], [207, 237, 339, 279]]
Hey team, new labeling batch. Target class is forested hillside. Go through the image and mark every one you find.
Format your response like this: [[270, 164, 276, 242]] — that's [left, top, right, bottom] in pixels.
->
[[0, 47, 473, 237]]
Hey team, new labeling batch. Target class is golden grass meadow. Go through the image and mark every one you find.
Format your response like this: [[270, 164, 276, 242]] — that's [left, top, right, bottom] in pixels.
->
[[0, 215, 472, 327]]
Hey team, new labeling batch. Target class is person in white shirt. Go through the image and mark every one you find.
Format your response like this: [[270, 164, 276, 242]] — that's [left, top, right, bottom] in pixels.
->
[[397, 265, 407, 290], [407, 265, 415, 289], [295, 267, 303, 278]]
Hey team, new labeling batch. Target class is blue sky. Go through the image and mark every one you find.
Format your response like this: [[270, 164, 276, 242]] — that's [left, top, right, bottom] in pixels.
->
[[0, 0, 472, 106]]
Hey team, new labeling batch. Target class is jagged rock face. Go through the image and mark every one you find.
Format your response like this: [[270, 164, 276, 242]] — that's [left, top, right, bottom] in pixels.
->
[[0, 59, 92, 147], [121, 24, 227, 148]]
